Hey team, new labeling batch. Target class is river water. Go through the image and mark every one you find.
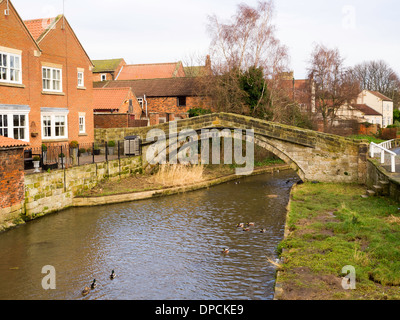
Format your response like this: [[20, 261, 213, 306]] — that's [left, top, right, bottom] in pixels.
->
[[0, 170, 298, 300]]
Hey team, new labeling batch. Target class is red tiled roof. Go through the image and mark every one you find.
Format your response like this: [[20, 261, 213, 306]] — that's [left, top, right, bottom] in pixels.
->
[[368, 90, 393, 102], [351, 104, 382, 116], [0, 136, 29, 148], [95, 77, 202, 98], [24, 17, 58, 41], [93, 87, 132, 110], [116, 62, 185, 80]]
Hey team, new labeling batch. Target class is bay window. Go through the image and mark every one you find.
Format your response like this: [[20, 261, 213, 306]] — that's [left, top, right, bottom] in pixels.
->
[[0, 105, 30, 142], [41, 108, 69, 140]]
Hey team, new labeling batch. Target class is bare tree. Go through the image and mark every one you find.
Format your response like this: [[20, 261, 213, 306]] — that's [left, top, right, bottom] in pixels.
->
[[307, 44, 360, 131], [351, 60, 400, 108], [206, 1, 291, 122]]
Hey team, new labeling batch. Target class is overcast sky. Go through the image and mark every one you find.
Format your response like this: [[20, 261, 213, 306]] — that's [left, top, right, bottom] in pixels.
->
[[12, 0, 400, 79]]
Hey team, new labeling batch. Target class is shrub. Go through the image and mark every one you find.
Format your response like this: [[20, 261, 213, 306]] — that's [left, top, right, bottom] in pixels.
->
[[108, 140, 116, 147], [69, 140, 79, 148]]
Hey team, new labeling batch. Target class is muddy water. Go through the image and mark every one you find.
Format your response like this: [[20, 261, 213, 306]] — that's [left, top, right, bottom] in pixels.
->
[[0, 170, 298, 300]]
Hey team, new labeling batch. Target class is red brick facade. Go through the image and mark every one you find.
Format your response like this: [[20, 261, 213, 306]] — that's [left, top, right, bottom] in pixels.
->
[[0, 147, 25, 209], [0, 1, 94, 149]]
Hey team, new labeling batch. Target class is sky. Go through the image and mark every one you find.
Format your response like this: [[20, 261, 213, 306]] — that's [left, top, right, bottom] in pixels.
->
[[11, 0, 400, 79]]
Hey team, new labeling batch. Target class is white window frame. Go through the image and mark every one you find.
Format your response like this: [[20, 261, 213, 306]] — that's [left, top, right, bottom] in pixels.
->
[[42, 66, 62, 92], [137, 98, 143, 109], [77, 71, 84, 87], [41, 110, 69, 140], [0, 51, 22, 84], [79, 114, 86, 134], [101, 74, 107, 81], [0, 109, 29, 142]]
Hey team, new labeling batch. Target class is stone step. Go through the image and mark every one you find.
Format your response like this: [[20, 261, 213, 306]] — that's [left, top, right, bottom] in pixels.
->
[[372, 185, 383, 195], [366, 190, 376, 197], [378, 180, 390, 195]]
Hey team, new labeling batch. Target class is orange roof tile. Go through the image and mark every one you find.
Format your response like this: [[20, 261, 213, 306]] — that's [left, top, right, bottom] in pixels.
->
[[24, 17, 58, 41], [93, 87, 133, 110], [116, 62, 185, 80], [0, 136, 29, 148]]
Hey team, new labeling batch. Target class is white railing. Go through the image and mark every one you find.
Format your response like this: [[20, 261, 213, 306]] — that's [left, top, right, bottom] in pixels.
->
[[379, 139, 395, 150], [370, 142, 396, 173]]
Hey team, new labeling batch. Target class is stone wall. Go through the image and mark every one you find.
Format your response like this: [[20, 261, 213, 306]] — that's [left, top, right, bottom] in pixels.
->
[[95, 113, 368, 183], [24, 156, 142, 220], [366, 159, 400, 203]]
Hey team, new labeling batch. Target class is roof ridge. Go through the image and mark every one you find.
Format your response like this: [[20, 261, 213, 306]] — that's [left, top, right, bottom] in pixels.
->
[[124, 62, 180, 67], [93, 87, 131, 90]]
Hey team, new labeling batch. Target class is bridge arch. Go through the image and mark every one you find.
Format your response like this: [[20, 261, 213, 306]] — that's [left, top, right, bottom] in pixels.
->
[[97, 113, 368, 183]]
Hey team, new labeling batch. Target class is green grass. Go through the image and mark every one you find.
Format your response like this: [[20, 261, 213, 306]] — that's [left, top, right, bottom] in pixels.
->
[[278, 183, 400, 299], [348, 135, 385, 144]]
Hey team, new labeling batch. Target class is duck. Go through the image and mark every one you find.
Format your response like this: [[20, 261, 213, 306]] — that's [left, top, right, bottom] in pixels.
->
[[222, 248, 230, 254], [82, 286, 90, 296], [247, 222, 255, 227], [90, 279, 97, 290], [243, 227, 251, 232], [237, 223, 245, 228], [260, 228, 267, 233], [234, 181, 240, 184], [110, 270, 116, 280]]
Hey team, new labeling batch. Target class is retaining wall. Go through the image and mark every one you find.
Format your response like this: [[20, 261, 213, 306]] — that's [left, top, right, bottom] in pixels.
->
[[24, 156, 142, 220]]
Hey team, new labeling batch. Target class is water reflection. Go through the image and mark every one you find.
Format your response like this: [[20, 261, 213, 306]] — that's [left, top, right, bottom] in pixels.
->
[[0, 170, 298, 300]]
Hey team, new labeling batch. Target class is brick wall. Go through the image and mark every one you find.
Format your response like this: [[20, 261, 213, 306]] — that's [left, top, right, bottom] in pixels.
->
[[94, 113, 129, 128], [0, 147, 25, 230], [146, 96, 211, 115], [0, 147, 25, 209]]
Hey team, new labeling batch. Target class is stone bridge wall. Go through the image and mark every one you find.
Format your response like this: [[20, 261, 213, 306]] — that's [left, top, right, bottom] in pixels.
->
[[95, 113, 368, 183]]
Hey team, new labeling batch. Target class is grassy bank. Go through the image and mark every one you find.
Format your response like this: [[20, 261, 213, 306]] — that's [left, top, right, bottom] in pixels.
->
[[275, 182, 400, 300]]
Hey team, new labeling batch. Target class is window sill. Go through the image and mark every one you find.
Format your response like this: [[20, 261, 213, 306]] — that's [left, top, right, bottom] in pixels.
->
[[78, 133, 88, 136], [42, 138, 68, 143], [0, 82, 25, 88], [42, 91, 65, 96], [77, 86, 86, 90]]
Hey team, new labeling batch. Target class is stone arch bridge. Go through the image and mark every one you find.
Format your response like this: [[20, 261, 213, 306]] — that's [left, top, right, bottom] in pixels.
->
[[95, 113, 369, 183]]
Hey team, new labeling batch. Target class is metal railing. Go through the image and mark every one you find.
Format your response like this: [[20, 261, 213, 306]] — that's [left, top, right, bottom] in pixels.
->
[[24, 139, 141, 172], [370, 141, 397, 173]]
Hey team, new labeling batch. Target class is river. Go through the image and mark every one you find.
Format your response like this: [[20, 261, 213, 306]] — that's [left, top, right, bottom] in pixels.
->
[[0, 170, 298, 300]]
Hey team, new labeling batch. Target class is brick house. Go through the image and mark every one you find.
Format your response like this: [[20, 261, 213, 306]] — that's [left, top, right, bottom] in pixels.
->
[[0, 0, 94, 149], [93, 87, 144, 129], [94, 77, 212, 125], [92, 58, 126, 82]]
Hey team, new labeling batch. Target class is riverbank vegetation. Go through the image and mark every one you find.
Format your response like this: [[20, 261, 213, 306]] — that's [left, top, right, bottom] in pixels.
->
[[276, 182, 400, 300], [80, 144, 285, 197]]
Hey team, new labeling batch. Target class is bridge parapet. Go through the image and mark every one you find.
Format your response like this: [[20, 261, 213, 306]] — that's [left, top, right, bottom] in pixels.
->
[[95, 113, 368, 183]]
